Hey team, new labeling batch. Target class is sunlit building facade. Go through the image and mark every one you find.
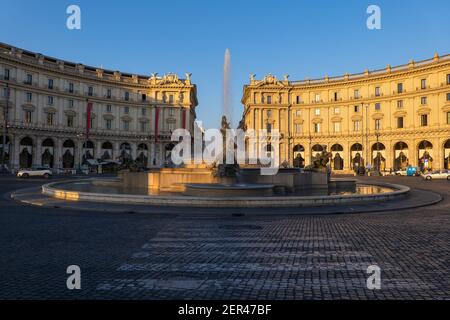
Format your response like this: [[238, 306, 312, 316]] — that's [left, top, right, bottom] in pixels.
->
[[241, 54, 450, 173], [0, 42, 198, 171]]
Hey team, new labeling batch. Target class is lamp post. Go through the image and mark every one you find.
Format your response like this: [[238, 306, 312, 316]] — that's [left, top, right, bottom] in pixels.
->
[[1, 84, 10, 173]]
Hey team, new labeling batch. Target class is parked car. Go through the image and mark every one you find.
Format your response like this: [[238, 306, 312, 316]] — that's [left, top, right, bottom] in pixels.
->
[[421, 170, 450, 180], [394, 169, 408, 176], [17, 167, 52, 179]]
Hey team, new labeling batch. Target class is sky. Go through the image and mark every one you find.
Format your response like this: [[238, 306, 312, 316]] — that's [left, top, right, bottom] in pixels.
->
[[1, 0, 449, 128]]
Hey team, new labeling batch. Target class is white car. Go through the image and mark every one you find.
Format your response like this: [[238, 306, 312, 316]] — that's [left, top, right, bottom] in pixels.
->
[[421, 170, 450, 180], [394, 170, 408, 176], [17, 167, 52, 179]]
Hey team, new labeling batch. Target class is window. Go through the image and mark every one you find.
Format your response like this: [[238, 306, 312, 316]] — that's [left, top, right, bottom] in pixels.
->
[[106, 105, 112, 112], [447, 74, 450, 85], [397, 100, 404, 108], [447, 112, 450, 125], [447, 93, 450, 101], [67, 116, 74, 127], [123, 120, 130, 131], [354, 105, 360, 113], [140, 121, 147, 132], [314, 108, 320, 116], [267, 123, 272, 133], [47, 96, 54, 105], [353, 121, 361, 131], [141, 108, 146, 116], [334, 107, 340, 114], [169, 108, 175, 116], [124, 92, 129, 101], [26, 92, 32, 102], [88, 86, 93, 96], [421, 97, 427, 105], [266, 95, 272, 104], [354, 89, 360, 99], [2, 87, 9, 98], [24, 110, 32, 123], [420, 114, 428, 127], [333, 122, 341, 133], [25, 74, 32, 85], [68, 100, 74, 108], [267, 109, 272, 117], [48, 79, 53, 89], [421, 79, 427, 89], [397, 83, 403, 93], [46, 113, 54, 126], [375, 103, 381, 111], [106, 119, 112, 130], [313, 123, 321, 133], [375, 87, 380, 97], [314, 94, 320, 102], [107, 89, 112, 99], [334, 92, 338, 101], [296, 96, 301, 104], [295, 124, 301, 134], [4, 68, 10, 80], [69, 82, 74, 93], [169, 94, 174, 103], [397, 117, 404, 129], [124, 106, 129, 114], [142, 94, 147, 102], [375, 119, 381, 130]]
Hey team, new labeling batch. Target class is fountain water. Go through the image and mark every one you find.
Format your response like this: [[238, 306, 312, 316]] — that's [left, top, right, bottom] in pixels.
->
[[223, 48, 232, 125]]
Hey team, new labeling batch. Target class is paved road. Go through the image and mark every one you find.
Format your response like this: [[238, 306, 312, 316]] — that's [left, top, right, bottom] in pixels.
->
[[0, 175, 449, 299]]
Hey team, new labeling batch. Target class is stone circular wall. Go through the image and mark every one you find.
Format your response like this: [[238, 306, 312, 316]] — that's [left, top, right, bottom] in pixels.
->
[[41, 180, 410, 208]]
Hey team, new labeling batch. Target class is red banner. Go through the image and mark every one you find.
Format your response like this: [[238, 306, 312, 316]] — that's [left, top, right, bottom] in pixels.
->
[[86, 102, 92, 139], [155, 108, 159, 142]]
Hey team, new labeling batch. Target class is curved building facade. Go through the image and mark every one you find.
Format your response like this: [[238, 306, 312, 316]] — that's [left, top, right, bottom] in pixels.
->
[[241, 54, 450, 173], [0, 42, 198, 171]]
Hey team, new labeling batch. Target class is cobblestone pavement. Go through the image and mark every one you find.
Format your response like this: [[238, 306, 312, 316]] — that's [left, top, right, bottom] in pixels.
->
[[0, 175, 449, 299]]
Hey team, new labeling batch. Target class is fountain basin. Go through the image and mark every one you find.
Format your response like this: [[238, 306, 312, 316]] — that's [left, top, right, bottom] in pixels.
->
[[184, 183, 275, 197], [41, 179, 410, 208]]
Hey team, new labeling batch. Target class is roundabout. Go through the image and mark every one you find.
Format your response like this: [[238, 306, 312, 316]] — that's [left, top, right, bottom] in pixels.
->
[[10, 176, 440, 215]]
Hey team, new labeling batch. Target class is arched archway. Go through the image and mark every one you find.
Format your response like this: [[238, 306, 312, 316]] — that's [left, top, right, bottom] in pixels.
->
[[82, 140, 95, 165], [41, 138, 54, 168], [19, 137, 33, 168], [418, 140, 433, 171], [0, 135, 11, 166], [101, 141, 113, 160], [394, 142, 409, 171], [165, 143, 175, 160], [444, 140, 450, 170], [136, 143, 149, 167], [293, 144, 305, 168], [119, 142, 132, 165], [350, 143, 363, 170], [372, 143, 386, 171], [62, 139, 75, 169], [331, 144, 344, 171]]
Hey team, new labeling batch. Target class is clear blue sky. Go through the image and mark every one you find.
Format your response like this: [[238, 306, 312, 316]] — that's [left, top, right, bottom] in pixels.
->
[[1, 0, 449, 128]]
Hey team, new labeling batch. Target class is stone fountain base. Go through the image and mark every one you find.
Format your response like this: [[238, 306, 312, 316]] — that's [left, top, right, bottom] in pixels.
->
[[118, 167, 335, 195]]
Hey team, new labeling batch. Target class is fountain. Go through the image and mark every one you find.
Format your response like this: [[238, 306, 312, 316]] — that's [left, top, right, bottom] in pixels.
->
[[39, 49, 411, 208]]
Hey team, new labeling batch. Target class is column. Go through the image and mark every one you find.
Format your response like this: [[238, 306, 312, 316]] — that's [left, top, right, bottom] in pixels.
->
[[35, 136, 42, 166], [385, 139, 393, 171]]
